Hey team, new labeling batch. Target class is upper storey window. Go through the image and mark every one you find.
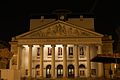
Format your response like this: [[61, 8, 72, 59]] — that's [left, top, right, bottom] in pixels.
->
[[37, 47, 40, 56], [48, 47, 52, 56], [68, 47, 73, 55], [58, 47, 62, 56], [79, 46, 86, 58]]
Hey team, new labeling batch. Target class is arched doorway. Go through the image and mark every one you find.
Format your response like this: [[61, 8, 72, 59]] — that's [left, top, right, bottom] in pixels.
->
[[46, 65, 51, 78], [57, 64, 63, 78], [79, 64, 86, 77], [35, 64, 40, 77], [68, 64, 74, 78]]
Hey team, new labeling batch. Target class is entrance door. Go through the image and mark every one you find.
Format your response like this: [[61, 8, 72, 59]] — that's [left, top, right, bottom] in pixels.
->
[[68, 64, 74, 78], [46, 65, 51, 78], [57, 65, 63, 78], [79, 64, 86, 77]]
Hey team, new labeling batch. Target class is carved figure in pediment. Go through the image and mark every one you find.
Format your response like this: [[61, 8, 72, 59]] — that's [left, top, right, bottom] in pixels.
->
[[38, 31, 45, 37], [61, 25, 67, 35], [56, 24, 61, 36], [81, 31, 90, 36], [57, 24, 62, 32], [52, 24, 67, 36], [68, 28, 73, 36], [73, 29, 80, 36], [46, 27, 51, 36]]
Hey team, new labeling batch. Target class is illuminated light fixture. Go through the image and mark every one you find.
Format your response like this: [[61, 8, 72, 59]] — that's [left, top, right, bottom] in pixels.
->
[[56, 45, 63, 47], [23, 45, 29, 47], [114, 64, 117, 69], [33, 45, 39, 47], [44, 45, 51, 47]]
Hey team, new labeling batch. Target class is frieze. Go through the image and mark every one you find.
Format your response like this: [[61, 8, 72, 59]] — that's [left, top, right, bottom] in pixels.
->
[[18, 38, 102, 45]]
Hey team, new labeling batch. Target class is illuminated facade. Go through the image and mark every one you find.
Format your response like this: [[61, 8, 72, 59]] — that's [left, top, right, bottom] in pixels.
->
[[9, 15, 113, 79]]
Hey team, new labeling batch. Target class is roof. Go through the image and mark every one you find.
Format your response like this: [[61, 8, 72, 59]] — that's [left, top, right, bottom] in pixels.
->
[[91, 53, 120, 63]]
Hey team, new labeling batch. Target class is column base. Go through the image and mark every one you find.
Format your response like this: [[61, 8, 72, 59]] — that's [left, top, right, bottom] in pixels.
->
[[74, 76, 79, 79], [39, 76, 44, 79], [63, 77, 67, 80], [27, 76, 32, 80], [51, 77, 56, 80]]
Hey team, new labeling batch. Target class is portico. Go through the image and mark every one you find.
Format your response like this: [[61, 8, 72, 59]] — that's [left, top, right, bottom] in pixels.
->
[[9, 16, 110, 79], [14, 37, 103, 78]]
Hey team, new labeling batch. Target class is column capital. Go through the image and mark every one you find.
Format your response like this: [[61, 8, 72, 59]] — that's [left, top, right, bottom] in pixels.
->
[[63, 44, 67, 47], [39, 44, 44, 47], [28, 45, 33, 47], [96, 44, 103, 46], [86, 45, 90, 47], [74, 44, 79, 47], [17, 44, 22, 47], [51, 44, 56, 47]]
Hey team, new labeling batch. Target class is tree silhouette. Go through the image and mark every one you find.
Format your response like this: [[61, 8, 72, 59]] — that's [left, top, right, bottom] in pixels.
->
[[0, 40, 13, 69], [114, 27, 120, 53]]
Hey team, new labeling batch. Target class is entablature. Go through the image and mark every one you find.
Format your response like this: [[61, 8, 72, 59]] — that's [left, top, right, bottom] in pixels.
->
[[17, 38, 102, 45]]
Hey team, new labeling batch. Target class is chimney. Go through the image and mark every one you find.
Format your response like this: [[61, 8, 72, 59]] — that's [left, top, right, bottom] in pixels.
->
[[41, 16, 44, 21], [60, 15, 65, 20], [80, 15, 83, 21]]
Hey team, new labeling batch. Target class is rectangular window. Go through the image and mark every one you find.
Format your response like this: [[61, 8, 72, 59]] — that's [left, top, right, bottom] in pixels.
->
[[91, 69, 96, 75], [36, 71, 40, 75], [48, 47, 52, 55], [79, 46, 84, 55], [58, 47, 62, 55], [25, 69, 28, 75], [80, 70, 85, 76], [79, 46, 86, 58], [69, 47, 73, 55], [37, 47, 40, 56]]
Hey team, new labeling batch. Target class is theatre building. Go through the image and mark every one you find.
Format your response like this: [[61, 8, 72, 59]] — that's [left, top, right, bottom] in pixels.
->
[[9, 14, 113, 79]]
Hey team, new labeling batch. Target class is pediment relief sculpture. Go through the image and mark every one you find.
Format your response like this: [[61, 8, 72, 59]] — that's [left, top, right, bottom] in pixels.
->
[[20, 23, 102, 39]]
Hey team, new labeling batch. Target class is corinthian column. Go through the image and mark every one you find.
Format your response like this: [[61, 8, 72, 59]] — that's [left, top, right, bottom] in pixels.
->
[[17, 44, 22, 69], [63, 45, 67, 78], [51, 45, 55, 79], [28, 45, 33, 77], [40, 45, 44, 78], [97, 45, 103, 77], [74, 45, 79, 78], [86, 45, 91, 77]]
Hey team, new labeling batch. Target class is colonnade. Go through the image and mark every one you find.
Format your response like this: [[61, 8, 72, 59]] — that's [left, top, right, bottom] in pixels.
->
[[17, 44, 103, 78]]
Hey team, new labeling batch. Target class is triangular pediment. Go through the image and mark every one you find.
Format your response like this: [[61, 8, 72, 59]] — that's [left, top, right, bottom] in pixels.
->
[[16, 20, 103, 39]]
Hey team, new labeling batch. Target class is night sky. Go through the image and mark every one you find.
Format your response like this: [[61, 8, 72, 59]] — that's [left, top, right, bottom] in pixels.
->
[[0, 0, 120, 42]]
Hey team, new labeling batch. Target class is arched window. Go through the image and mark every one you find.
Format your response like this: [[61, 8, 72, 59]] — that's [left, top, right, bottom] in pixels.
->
[[57, 64, 63, 78], [79, 64, 86, 76], [35, 64, 40, 75], [46, 65, 51, 78], [68, 64, 74, 77], [79, 64, 85, 69], [36, 64, 40, 69]]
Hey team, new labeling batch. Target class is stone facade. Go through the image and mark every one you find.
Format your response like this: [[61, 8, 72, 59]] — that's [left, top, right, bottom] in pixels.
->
[[9, 15, 113, 79]]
